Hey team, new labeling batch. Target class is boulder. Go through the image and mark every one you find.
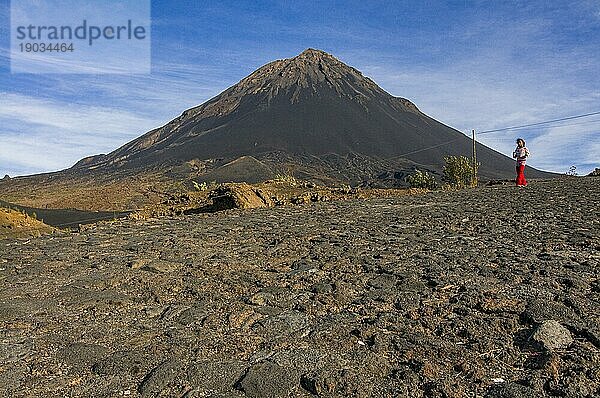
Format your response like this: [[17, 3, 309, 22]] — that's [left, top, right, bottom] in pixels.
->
[[485, 382, 536, 398], [238, 361, 298, 398], [531, 320, 573, 351], [138, 359, 183, 397], [209, 183, 273, 211]]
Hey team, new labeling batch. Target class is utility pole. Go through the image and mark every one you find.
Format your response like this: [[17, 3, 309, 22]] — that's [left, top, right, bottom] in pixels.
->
[[472, 129, 478, 186]]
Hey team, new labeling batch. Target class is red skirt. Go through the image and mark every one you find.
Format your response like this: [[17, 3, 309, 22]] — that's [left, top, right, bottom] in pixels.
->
[[516, 164, 527, 186]]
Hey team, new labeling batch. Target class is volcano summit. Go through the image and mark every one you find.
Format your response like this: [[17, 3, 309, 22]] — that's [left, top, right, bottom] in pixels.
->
[[74, 48, 550, 183], [1, 49, 554, 211]]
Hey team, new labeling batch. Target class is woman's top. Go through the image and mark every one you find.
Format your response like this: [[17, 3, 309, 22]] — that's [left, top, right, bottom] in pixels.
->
[[513, 147, 529, 166]]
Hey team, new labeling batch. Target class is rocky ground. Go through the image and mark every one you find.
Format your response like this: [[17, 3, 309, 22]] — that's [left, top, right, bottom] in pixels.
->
[[130, 181, 424, 220], [0, 177, 598, 397]]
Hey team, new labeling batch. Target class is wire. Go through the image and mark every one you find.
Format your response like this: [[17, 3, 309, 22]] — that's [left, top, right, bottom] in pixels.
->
[[309, 137, 467, 178], [480, 118, 600, 134], [356, 139, 469, 176], [387, 137, 465, 159], [478, 111, 600, 135]]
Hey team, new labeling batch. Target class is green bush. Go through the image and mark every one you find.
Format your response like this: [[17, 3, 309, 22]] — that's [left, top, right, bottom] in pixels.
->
[[406, 170, 437, 189], [443, 156, 478, 188]]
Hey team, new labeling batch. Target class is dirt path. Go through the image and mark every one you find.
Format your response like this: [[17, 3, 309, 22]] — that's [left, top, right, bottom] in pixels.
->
[[1, 177, 598, 397]]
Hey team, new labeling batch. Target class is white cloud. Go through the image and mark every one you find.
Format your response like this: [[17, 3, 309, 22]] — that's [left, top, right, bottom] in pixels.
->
[[352, 13, 600, 176], [527, 124, 600, 173], [0, 58, 239, 177], [0, 133, 73, 173], [0, 92, 159, 135], [0, 93, 163, 176]]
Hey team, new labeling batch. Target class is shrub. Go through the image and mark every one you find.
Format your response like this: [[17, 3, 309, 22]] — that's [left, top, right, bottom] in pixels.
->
[[443, 156, 478, 188], [406, 170, 437, 189], [274, 173, 298, 185], [193, 181, 209, 191]]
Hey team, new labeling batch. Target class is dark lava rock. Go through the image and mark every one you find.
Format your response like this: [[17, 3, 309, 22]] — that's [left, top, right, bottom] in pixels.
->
[[56, 343, 109, 371], [291, 192, 329, 204], [247, 291, 276, 306], [238, 361, 298, 397], [253, 310, 308, 338], [0, 362, 27, 394], [581, 325, 600, 348], [138, 359, 183, 397], [485, 382, 536, 398], [139, 259, 182, 273], [176, 304, 210, 325], [522, 299, 580, 326], [187, 360, 247, 395], [367, 274, 397, 289], [92, 350, 147, 376], [311, 282, 334, 294], [300, 373, 338, 396]]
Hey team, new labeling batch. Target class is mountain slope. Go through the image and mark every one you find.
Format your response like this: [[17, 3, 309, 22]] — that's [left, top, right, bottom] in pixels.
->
[[79, 48, 550, 181], [1, 49, 555, 212]]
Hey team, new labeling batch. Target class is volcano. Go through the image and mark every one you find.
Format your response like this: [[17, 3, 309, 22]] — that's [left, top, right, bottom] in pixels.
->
[[2, 49, 554, 212], [74, 48, 549, 184]]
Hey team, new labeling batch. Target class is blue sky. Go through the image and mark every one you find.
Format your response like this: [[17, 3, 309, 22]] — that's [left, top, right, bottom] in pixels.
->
[[1, 0, 599, 177]]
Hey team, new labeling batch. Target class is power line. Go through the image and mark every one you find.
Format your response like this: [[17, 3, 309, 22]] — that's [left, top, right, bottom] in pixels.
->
[[478, 111, 600, 135], [385, 137, 465, 162], [480, 118, 600, 134], [528, 118, 600, 129]]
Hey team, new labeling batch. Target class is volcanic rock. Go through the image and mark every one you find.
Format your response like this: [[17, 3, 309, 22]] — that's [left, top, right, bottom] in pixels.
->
[[238, 361, 299, 398], [1, 175, 596, 397], [531, 320, 573, 351], [209, 183, 274, 211]]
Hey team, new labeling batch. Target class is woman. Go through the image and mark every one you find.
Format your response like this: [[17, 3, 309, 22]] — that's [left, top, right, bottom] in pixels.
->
[[512, 138, 530, 187]]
